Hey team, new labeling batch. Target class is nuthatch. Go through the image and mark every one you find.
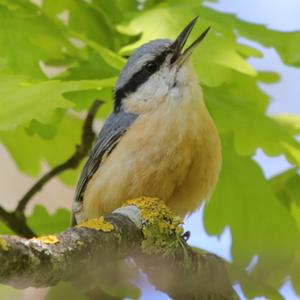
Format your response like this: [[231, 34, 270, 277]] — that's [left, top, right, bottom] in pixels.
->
[[72, 17, 222, 225]]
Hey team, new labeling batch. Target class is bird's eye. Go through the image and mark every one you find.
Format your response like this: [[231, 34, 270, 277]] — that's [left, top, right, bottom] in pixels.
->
[[145, 62, 157, 72]]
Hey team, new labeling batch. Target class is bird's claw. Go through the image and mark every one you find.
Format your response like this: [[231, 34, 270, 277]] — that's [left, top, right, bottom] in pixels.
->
[[181, 231, 190, 242]]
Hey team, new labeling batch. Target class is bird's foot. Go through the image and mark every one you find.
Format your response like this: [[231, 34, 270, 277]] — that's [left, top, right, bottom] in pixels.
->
[[181, 231, 190, 242]]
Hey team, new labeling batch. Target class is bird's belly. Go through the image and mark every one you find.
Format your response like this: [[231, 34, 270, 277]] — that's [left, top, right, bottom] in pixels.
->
[[83, 101, 221, 219]]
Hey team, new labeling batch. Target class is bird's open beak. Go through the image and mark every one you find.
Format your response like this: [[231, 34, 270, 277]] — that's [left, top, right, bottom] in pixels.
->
[[171, 16, 210, 66]]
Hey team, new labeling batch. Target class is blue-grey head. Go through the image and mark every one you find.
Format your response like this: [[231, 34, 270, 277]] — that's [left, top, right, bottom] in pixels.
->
[[114, 17, 210, 113]]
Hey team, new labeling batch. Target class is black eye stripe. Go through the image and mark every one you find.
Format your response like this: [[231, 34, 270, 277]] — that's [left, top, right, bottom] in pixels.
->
[[145, 61, 157, 72], [114, 49, 171, 112]]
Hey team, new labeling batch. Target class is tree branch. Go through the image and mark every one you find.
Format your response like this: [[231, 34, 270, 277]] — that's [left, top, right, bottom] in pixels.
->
[[0, 100, 102, 238], [0, 206, 35, 237], [0, 198, 239, 300], [16, 100, 103, 213]]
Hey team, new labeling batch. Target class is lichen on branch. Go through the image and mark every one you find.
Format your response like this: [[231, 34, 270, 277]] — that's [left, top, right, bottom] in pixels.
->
[[0, 198, 239, 300], [78, 216, 114, 232], [125, 197, 183, 255]]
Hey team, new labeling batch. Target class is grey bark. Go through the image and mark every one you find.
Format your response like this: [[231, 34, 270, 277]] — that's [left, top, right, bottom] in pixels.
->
[[0, 206, 239, 300]]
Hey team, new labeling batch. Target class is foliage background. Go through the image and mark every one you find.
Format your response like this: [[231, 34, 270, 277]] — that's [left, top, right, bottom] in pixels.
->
[[0, 0, 299, 299]]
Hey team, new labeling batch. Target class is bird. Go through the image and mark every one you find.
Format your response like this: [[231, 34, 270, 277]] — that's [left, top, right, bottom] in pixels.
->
[[72, 17, 222, 225]]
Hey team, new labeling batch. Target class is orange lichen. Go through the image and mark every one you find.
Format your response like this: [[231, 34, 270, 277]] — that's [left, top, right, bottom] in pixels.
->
[[32, 235, 59, 244], [78, 216, 114, 232], [124, 197, 184, 255]]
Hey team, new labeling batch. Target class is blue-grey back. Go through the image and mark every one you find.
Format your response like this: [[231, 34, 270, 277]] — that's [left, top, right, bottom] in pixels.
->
[[72, 110, 138, 224]]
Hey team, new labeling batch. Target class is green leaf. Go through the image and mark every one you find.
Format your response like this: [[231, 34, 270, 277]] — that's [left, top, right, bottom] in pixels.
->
[[291, 202, 300, 231], [268, 168, 298, 208], [269, 169, 300, 223], [204, 138, 300, 283], [257, 71, 281, 83], [228, 264, 284, 300], [64, 87, 114, 111], [291, 250, 300, 295], [73, 33, 126, 70], [42, 0, 126, 51], [273, 114, 300, 136], [0, 115, 82, 181], [0, 3, 75, 78], [236, 43, 263, 59], [91, 0, 139, 24], [205, 82, 300, 166], [27, 205, 70, 235], [0, 221, 14, 235], [197, 6, 300, 68], [268, 169, 300, 292], [46, 282, 88, 300], [0, 75, 113, 131], [63, 49, 119, 81], [0, 284, 21, 300], [100, 282, 141, 300]]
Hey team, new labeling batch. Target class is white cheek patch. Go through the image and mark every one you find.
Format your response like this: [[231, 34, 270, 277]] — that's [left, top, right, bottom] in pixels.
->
[[124, 61, 200, 113], [135, 70, 170, 99]]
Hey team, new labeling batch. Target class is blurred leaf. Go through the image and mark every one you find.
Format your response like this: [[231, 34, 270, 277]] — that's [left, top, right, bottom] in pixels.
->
[[198, 6, 300, 68], [0, 221, 14, 235], [291, 202, 300, 230], [0, 2, 75, 78], [42, 0, 118, 49], [46, 282, 88, 300], [257, 71, 281, 83], [0, 115, 82, 183], [27, 205, 70, 235], [228, 264, 284, 300], [273, 114, 300, 136], [100, 282, 141, 299], [236, 43, 263, 58], [205, 83, 300, 166], [75, 34, 126, 70], [204, 138, 300, 283], [268, 168, 298, 208], [0, 284, 21, 300], [64, 87, 114, 111], [291, 250, 300, 295], [63, 49, 119, 81], [0, 75, 112, 131], [91, 0, 139, 24], [269, 169, 300, 222], [268, 169, 300, 290]]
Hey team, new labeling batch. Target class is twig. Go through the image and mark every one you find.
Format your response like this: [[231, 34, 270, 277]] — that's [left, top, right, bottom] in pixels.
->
[[0, 206, 35, 237], [0, 100, 103, 237], [16, 100, 102, 213]]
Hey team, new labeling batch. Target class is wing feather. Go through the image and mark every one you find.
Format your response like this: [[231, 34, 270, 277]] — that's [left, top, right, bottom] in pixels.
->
[[72, 111, 137, 225]]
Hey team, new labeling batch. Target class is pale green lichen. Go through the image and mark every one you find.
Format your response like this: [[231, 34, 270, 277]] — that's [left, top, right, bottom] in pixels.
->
[[0, 237, 9, 251], [78, 216, 114, 232], [124, 197, 184, 255], [76, 240, 84, 246]]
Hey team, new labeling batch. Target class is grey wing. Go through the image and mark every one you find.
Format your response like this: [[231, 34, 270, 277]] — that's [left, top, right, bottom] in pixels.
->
[[71, 111, 138, 225]]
